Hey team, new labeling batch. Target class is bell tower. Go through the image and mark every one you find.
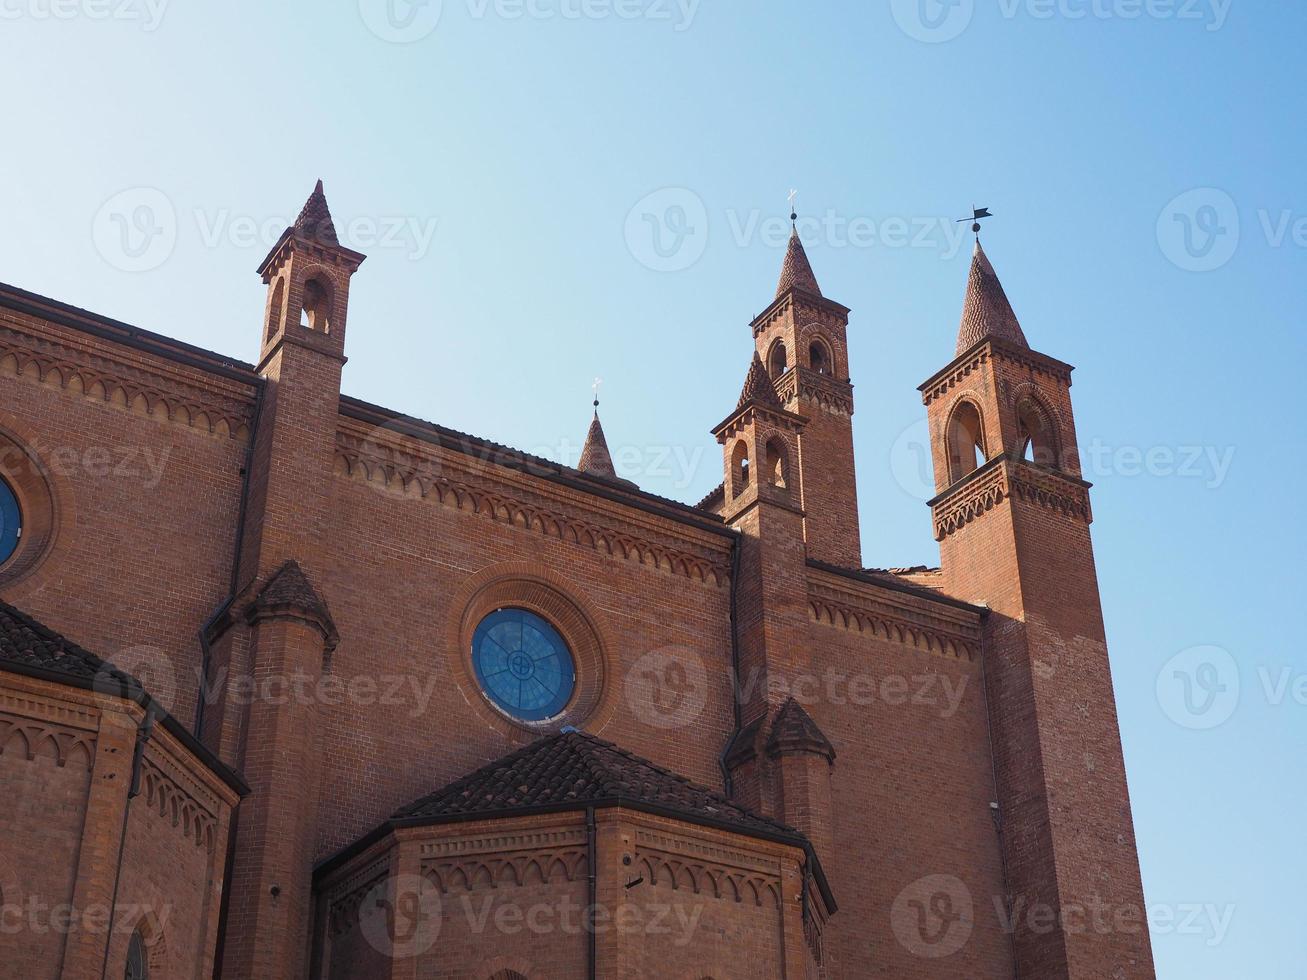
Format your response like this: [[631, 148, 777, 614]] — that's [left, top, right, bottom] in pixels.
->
[[751, 224, 861, 568], [921, 240, 1154, 979]]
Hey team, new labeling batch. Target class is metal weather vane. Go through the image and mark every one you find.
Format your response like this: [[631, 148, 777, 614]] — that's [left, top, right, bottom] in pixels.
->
[[957, 206, 993, 238]]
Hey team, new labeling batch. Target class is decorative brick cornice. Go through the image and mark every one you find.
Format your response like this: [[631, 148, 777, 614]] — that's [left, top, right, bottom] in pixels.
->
[[919, 337, 1073, 406], [750, 289, 849, 337], [0, 320, 254, 439], [335, 423, 732, 587], [774, 366, 854, 417], [929, 456, 1092, 540], [806, 565, 983, 660], [139, 752, 221, 852]]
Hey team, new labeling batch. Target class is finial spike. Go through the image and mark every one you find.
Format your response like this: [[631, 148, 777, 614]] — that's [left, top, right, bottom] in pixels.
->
[[787, 188, 798, 223], [592, 376, 603, 411]]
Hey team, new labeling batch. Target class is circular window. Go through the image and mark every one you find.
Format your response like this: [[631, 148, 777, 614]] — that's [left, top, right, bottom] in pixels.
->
[[0, 478, 20, 566], [472, 608, 576, 722]]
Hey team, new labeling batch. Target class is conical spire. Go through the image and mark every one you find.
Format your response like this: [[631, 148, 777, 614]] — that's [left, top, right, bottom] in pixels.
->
[[294, 178, 339, 245], [578, 411, 618, 479], [956, 241, 1028, 355], [738, 351, 782, 409], [775, 226, 822, 299]]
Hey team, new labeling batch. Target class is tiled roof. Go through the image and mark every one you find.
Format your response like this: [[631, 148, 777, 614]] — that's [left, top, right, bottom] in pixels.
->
[[294, 179, 339, 245], [737, 352, 782, 410], [393, 729, 805, 844], [255, 560, 331, 620], [0, 600, 140, 692], [956, 241, 1028, 354], [766, 698, 835, 761], [0, 601, 248, 794], [578, 412, 617, 479], [775, 227, 822, 298]]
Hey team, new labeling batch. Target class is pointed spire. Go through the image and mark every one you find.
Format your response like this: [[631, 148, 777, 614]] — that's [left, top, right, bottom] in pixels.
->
[[775, 226, 822, 299], [766, 697, 836, 761], [294, 178, 338, 245], [578, 411, 618, 479], [738, 351, 782, 410], [956, 241, 1028, 355]]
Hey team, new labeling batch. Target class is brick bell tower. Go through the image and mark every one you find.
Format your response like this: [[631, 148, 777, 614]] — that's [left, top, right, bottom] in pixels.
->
[[921, 240, 1154, 978], [751, 223, 861, 568], [215, 181, 364, 980]]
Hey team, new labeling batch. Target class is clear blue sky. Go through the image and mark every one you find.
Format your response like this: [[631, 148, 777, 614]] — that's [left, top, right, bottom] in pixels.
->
[[1, 2, 1301, 975]]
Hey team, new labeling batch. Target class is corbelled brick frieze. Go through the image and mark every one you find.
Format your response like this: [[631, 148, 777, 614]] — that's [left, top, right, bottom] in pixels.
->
[[0, 317, 255, 439], [806, 565, 984, 660], [930, 455, 1092, 541], [334, 420, 734, 587], [773, 365, 854, 417], [920, 337, 1073, 407]]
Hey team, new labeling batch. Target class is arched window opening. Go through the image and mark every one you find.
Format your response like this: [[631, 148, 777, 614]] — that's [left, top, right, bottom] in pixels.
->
[[1017, 399, 1058, 469], [299, 276, 333, 333], [767, 341, 788, 379], [265, 278, 285, 343], [808, 338, 832, 375], [125, 929, 148, 980], [946, 400, 986, 484], [764, 437, 788, 488], [731, 440, 750, 497]]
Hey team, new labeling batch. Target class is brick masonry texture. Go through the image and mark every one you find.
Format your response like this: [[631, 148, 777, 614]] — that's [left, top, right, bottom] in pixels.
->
[[0, 190, 1153, 979]]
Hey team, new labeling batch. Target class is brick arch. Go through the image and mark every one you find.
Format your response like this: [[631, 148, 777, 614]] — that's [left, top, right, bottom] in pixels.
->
[[446, 561, 618, 742], [0, 417, 70, 591]]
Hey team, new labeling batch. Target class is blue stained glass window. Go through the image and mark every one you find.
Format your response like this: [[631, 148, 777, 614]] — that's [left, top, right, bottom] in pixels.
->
[[472, 608, 575, 722], [0, 479, 19, 566]]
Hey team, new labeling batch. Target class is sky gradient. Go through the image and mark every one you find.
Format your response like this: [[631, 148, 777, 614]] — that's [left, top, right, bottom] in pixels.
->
[[1, 2, 1302, 975]]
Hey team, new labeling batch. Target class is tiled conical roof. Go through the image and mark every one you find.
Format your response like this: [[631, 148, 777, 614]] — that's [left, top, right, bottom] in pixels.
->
[[294, 179, 339, 245], [956, 241, 1028, 354], [392, 729, 805, 844], [775, 227, 822, 298], [737, 352, 782, 410], [578, 412, 617, 479], [766, 697, 835, 761]]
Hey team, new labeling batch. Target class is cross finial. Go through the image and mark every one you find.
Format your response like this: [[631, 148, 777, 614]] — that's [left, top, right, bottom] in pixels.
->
[[957, 206, 993, 240], [787, 188, 798, 223], [592, 376, 603, 410]]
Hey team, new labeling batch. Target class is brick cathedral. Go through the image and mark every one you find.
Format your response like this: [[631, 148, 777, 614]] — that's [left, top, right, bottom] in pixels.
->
[[0, 183, 1154, 978]]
